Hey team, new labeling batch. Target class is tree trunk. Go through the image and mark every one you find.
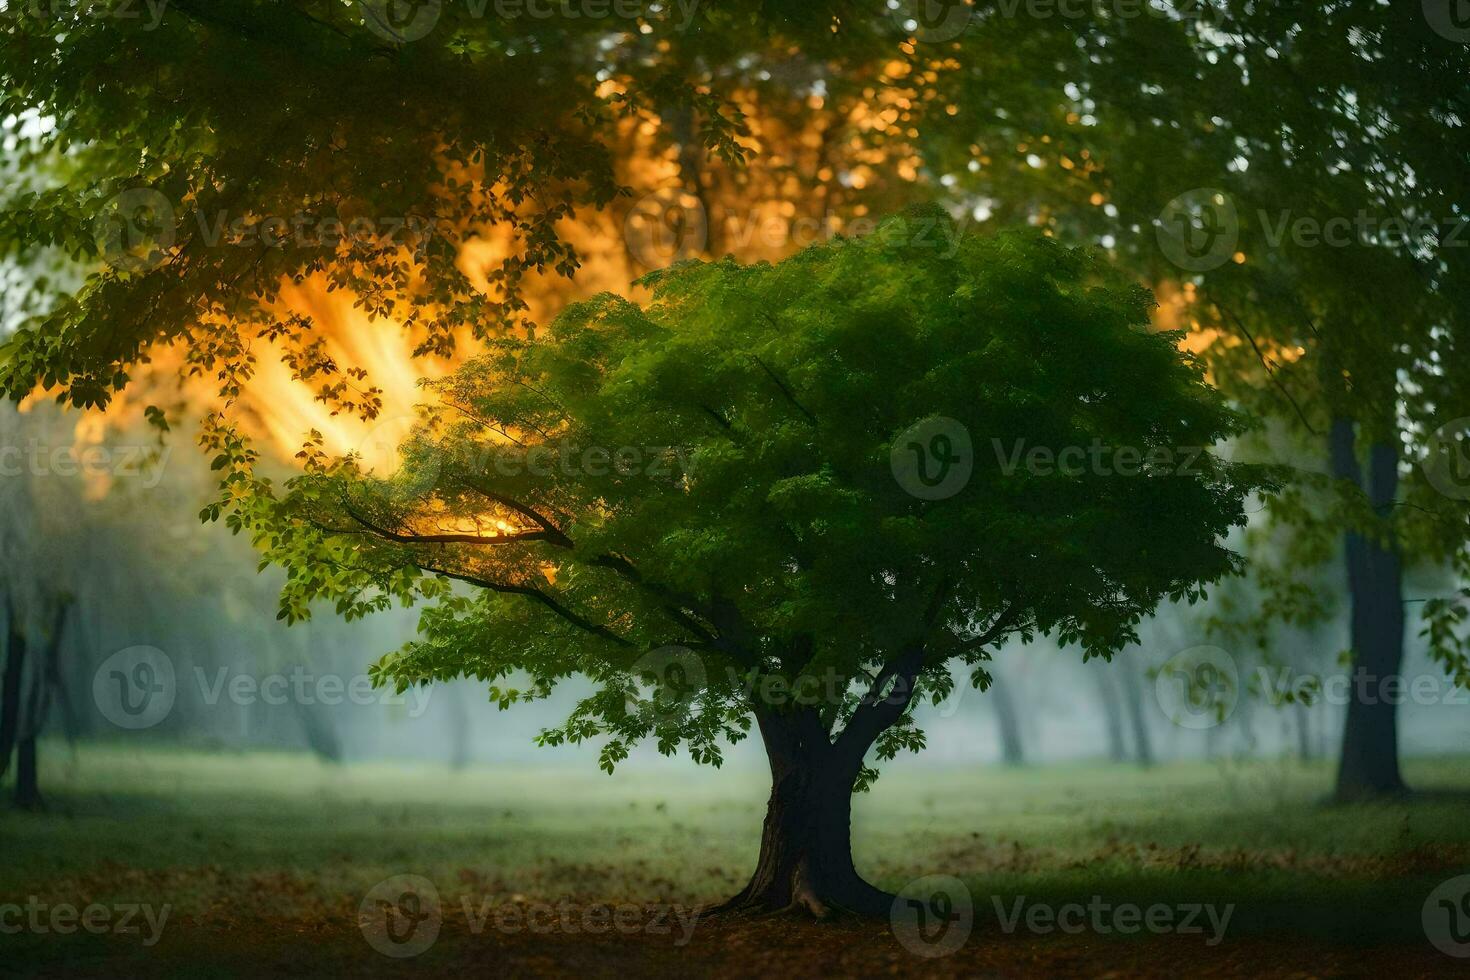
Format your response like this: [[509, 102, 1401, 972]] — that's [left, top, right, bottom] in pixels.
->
[[990, 675, 1025, 766], [713, 709, 895, 918], [1118, 654, 1154, 767], [293, 698, 344, 763], [0, 594, 25, 782], [1330, 421, 1408, 801], [448, 683, 471, 770], [1093, 665, 1127, 763], [1295, 700, 1315, 761], [14, 734, 40, 809]]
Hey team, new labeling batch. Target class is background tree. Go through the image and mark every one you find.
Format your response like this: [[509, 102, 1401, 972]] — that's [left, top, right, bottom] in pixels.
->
[[915, 1, 1470, 799]]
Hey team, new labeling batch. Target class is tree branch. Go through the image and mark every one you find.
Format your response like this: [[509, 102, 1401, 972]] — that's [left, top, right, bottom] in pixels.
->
[[413, 561, 636, 649], [342, 500, 556, 547]]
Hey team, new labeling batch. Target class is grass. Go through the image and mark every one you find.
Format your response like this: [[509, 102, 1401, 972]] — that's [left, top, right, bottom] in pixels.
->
[[3, 742, 1468, 977]]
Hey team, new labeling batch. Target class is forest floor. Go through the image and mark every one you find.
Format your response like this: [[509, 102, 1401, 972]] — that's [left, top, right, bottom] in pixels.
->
[[3, 744, 1469, 977]]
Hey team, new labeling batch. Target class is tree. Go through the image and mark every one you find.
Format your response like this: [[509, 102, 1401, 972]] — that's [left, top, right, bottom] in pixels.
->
[[0, 404, 83, 809], [915, 2, 1470, 799], [207, 212, 1264, 915]]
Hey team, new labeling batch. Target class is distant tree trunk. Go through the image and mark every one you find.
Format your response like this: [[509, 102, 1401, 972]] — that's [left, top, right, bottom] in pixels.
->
[[1329, 419, 1407, 800], [990, 675, 1025, 766], [14, 734, 40, 809], [1118, 656, 1154, 767], [0, 594, 25, 784], [40, 600, 79, 745], [1093, 665, 1127, 763], [289, 625, 342, 763], [448, 683, 471, 770], [1295, 700, 1315, 761], [9, 596, 73, 810], [293, 698, 343, 764]]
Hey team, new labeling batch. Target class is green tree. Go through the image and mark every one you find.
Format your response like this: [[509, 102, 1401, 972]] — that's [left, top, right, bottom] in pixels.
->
[[211, 213, 1264, 914], [917, 2, 1470, 799]]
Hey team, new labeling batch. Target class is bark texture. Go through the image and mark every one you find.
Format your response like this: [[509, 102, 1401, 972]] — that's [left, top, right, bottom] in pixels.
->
[[1330, 418, 1408, 801]]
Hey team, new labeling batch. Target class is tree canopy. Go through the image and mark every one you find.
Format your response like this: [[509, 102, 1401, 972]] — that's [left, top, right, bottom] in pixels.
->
[[210, 211, 1267, 777]]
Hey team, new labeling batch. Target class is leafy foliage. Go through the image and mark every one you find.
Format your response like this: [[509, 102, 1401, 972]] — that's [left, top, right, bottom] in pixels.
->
[[208, 211, 1266, 771]]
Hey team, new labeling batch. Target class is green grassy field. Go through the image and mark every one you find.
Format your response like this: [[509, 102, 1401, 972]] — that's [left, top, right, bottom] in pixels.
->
[[3, 743, 1469, 977]]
